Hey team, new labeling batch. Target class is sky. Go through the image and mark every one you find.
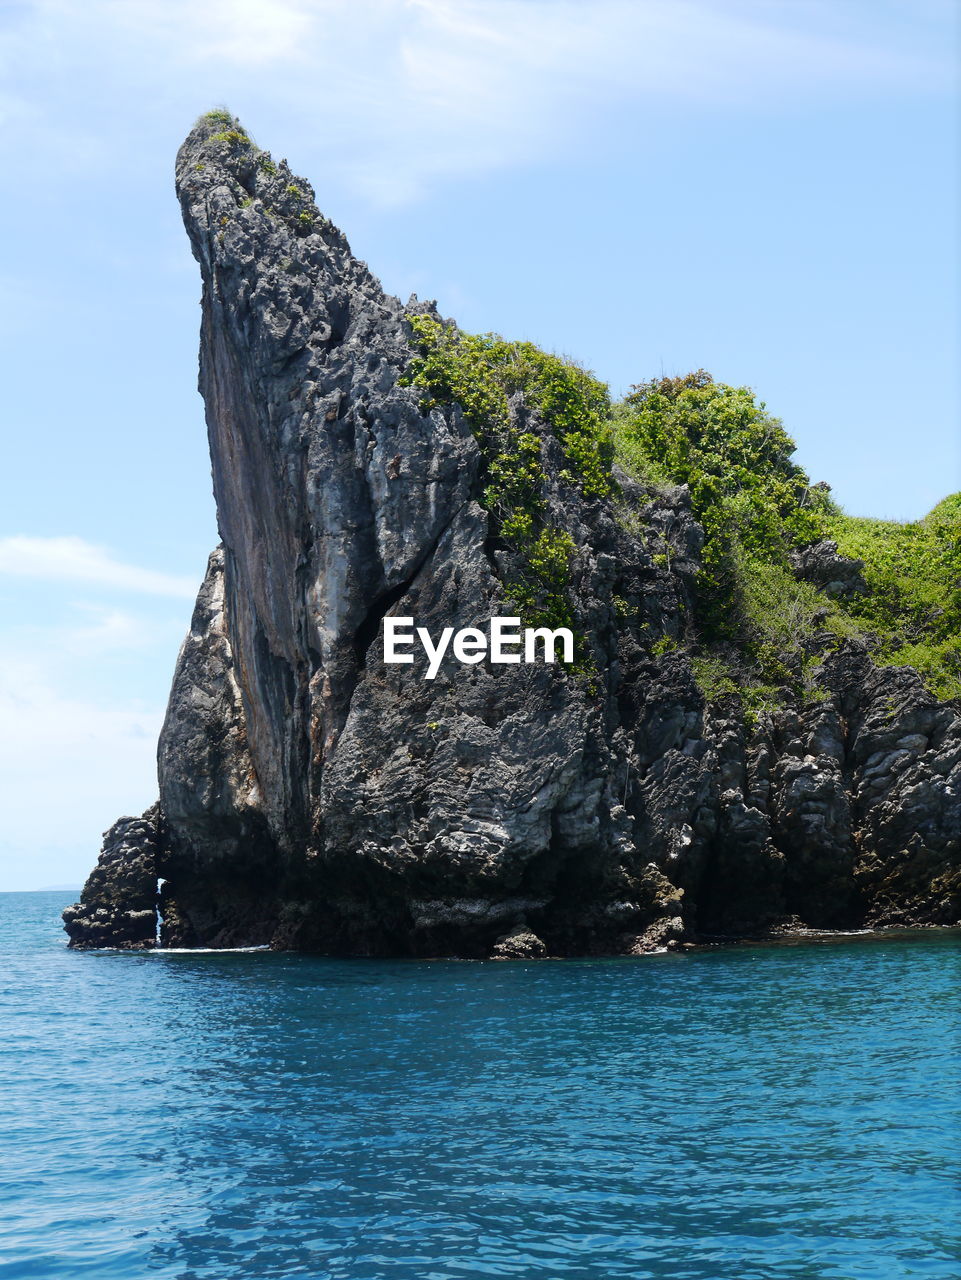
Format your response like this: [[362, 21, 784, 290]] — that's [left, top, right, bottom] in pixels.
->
[[0, 0, 957, 890]]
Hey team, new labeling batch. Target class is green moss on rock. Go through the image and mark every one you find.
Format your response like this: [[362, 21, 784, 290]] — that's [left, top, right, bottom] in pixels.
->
[[403, 316, 614, 636]]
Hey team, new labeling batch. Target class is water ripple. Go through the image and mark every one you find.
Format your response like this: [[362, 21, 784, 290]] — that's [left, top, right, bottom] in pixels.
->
[[0, 894, 958, 1279]]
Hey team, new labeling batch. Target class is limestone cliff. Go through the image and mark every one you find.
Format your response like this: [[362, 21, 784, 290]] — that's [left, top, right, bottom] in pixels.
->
[[64, 116, 961, 955]]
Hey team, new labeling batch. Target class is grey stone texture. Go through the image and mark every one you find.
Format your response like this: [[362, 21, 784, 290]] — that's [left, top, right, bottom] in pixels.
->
[[64, 117, 960, 955]]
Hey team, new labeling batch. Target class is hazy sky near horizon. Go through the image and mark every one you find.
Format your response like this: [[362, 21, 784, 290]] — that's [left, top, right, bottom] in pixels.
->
[[0, 0, 957, 890]]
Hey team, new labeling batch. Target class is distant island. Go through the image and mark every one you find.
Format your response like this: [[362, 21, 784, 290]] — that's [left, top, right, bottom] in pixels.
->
[[64, 112, 961, 957]]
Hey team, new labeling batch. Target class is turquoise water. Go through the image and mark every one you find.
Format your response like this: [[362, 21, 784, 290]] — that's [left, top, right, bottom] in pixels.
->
[[1, 893, 958, 1279]]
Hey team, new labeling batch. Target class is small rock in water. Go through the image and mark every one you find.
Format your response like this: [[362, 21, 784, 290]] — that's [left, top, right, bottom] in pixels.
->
[[491, 925, 549, 960]]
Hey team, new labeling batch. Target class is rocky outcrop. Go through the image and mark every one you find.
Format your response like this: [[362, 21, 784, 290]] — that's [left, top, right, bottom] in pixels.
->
[[64, 115, 961, 954], [63, 807, 163, 948], [492, 924, 549, 960], [789, 539, 866, 598]]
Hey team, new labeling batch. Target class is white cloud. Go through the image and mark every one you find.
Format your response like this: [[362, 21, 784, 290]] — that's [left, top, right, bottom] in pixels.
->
[[0, 656, 163, 890], [0, 0, 952, 203], [0, 536, 198, 598]]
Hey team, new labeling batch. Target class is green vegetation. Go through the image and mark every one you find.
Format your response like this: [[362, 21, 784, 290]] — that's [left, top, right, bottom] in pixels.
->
[[402, 316, 614, 637], [826, 497, 961, 699], [198, 110, 253, 149], [209, 129, 251, 147], [504, 529, 579, 632], [404, 316, 614, 498], [614, 371, 961, 711], [403, 324, 957, 706], [616, 372, 819, 637], [651, 635, 679, 657], [612, 372, 825, 719]]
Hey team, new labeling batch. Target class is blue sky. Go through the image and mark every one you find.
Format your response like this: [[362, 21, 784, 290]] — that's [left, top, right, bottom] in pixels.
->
[[0, 0, 957, 890]]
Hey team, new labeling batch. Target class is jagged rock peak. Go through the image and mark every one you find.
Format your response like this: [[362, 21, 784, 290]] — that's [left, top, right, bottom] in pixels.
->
[[63, 115, 961, 956]]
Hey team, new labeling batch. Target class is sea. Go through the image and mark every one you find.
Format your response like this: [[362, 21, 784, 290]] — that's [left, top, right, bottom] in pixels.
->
[[1, 891, 958, 1280]]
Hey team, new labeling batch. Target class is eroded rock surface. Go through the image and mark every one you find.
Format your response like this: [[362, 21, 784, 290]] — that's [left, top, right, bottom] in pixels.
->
[[789, 539, 866, 598], [63, 807, 163, 949], [65, 117, 960, 954]]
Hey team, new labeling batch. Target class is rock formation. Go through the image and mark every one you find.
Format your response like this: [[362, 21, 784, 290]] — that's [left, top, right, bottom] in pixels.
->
[[64, 116, 961, 954]]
